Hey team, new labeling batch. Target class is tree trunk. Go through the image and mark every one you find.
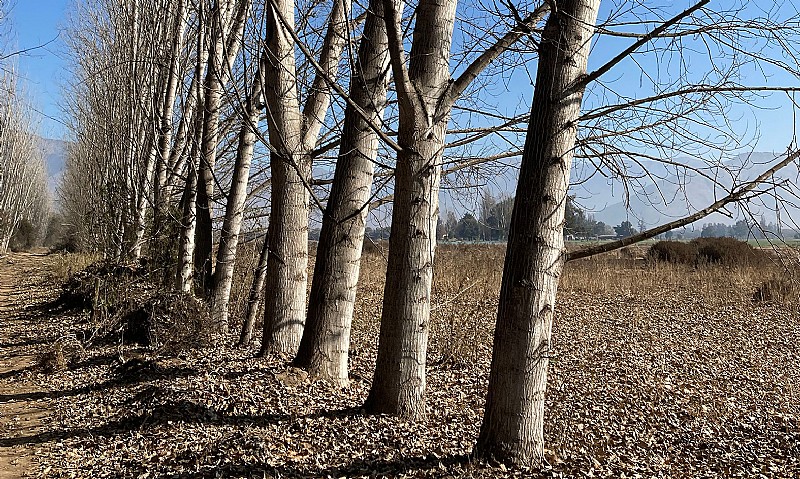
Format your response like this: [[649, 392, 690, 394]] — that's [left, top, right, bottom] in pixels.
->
[[176, 9, 208, 294], [363, 0, 457, 419], [475, 0, 600, 465], [210, 58, 265, 335], [260, 0, 349, 356], [154, 0, 189, 226], [195, 0, 249, 298], [293, 0, 394, 384], [258, 0, 307, 356], [176, 157, 199, 292], [239, 234, 269, 346]]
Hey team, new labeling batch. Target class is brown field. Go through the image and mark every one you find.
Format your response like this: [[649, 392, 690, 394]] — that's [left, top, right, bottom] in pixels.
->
[[1, 244, 798, 478]]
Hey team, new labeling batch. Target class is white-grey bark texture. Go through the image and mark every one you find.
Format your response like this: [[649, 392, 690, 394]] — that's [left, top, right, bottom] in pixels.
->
[[363, 0, 457, 419], [195, 0, 249, 298], [239, 235, 269, 346], [259, 0, 308, 356], [293, 0, 394, 385], [210, 58, 266, 335], [476, 0, 600, 465], [260, 0, 350, 356]]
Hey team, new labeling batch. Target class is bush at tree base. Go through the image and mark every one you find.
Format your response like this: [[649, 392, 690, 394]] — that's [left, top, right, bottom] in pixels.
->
[[56, 259, 212, 353]]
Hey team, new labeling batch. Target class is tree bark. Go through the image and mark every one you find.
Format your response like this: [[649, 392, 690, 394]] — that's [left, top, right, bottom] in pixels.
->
[[210, 57, 266, 334], [363, 0, 457, 419], [154, 0, 189, 226], [176, 4, 208, 293], [239, 234, 269, 346], [260, 0, 350, 356], [293, 0, 394, 385], [475, 0, 600, 465], [258, 0, 307, 356], [195, 0, 249, 298]]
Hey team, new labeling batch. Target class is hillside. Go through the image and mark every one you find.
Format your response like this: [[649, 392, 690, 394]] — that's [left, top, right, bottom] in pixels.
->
[[572, 152, 799, 228], [39, 137, 67, 193]]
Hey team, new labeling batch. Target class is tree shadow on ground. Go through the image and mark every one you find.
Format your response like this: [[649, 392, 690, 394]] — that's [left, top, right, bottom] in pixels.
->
[[0, 398, 294, 448], [141, 453, 474, 478], [0, 393, 367, 448], [0, 363, 37, 380], [0, 364, 199, 403], [0, 337, 54, 349]]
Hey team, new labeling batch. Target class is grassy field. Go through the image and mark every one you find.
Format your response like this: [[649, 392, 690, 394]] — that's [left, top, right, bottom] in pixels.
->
[[3, 244, 799, 478]]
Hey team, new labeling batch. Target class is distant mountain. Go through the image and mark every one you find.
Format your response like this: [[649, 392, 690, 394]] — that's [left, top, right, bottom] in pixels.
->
[[39, 137, 68, 193], [571, 151, 799, 230]]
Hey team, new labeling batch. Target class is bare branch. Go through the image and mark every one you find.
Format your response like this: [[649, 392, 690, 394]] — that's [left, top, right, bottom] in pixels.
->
[[566, 0, 710, 97], [566, 148, 800, 262]]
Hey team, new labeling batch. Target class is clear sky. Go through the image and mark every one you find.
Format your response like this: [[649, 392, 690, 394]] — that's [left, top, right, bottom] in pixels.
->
[[7, 1, 798, 148], [8, 0, 71, 139]]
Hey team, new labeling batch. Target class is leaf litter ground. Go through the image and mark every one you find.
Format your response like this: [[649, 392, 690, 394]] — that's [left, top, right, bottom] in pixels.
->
[[2, 248, 799, 478]]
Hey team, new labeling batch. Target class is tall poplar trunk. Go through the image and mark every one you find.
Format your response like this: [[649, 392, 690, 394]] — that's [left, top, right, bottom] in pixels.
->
[[176, 157, 199, 292], [260, 0, 350, 356], [239, 235, 269, 346], [293, 0, 394, 384], [154, 0, 189, 225], [195, 0, 249, 297], [259, 0, 306, 355], [176, 5, 208, 293], [363, 0, 457, 419], [210, 58, 266, 334], [475, 0, 600, 465]]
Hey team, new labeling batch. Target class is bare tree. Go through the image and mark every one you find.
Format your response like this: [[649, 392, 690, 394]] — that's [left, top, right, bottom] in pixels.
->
[[292, 0, 396, 384], [0, 73, 49, 253], [475, 0, 800, 465], [259, 0, 352, 355], [364, 0, 548, 418]]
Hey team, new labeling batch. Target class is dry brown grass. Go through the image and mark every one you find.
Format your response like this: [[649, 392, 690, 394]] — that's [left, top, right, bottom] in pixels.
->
[[46, 252, 99, 283]]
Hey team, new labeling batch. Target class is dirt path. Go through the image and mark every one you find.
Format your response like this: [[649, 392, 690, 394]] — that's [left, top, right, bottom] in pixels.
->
[[0, 252, 59, 479]]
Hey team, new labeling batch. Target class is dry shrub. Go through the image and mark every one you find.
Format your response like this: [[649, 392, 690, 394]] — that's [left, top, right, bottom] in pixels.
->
[[118, 292, 212, 353], [37, 337, 85, 373], [429, 243, 505, 365], [57, 259, 211, 354], [58, 259, 151, 312], [753, 277, 795, 303], [47, 252, 100, 283], [37, 341, 67, 372], [692, 237, 770, 267], [227, 237, 266, 325], [648, 241, 698, 264], [648, 238, 770, 267]]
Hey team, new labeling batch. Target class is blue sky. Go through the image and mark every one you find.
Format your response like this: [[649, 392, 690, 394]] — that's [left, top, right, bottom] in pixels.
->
[[8, 0, 798, 149], [9, 0, 71, 139]]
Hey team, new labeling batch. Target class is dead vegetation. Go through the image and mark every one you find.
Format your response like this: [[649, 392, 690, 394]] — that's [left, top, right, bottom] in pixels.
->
[[54, 258, 212, 354], [4, 245, 800, 477]]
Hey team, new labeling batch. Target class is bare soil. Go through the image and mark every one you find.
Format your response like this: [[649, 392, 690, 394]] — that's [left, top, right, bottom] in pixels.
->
[[0, 252, 60, 479]]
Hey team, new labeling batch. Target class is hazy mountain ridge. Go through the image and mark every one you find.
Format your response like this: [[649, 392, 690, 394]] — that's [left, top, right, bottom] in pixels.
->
[[574, 152, 800, 229], [39, 136, 68, 192]]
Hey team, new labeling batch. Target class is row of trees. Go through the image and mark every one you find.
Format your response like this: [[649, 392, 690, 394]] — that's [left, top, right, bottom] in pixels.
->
[[438, 196, 623, 241], [59, 0, 800, 465], [0, 9, 50, 254]]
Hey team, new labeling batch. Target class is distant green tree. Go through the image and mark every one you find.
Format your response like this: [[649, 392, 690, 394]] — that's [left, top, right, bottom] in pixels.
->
[[731, 220, 750, 239], [701, 222, 731, 238], [592, 221, 613, 236], [9, 218, 39, 251], [479, 194, 513, 240], [443, 211, 458, 239], [455, 213, 483, 240], [564, 196, 598, 237], [614, 221, 638, 238]]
